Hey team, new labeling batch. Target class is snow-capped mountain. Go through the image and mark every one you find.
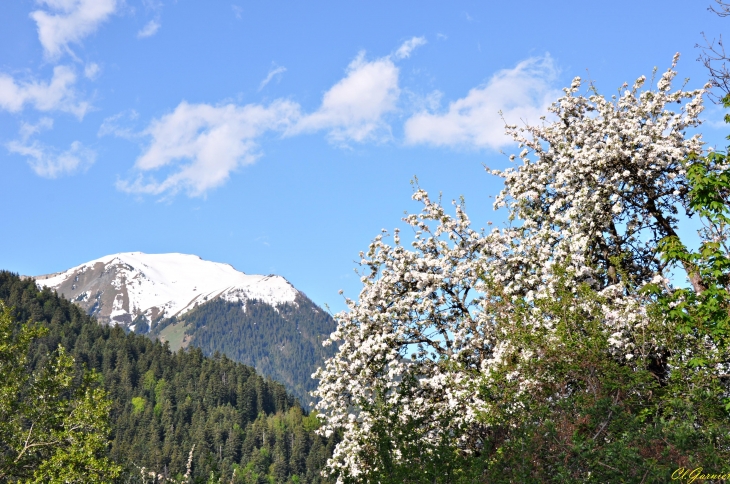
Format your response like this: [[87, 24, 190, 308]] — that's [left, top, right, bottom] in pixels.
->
[[33, 251, 336, 405], [34, 252, 300, 329]]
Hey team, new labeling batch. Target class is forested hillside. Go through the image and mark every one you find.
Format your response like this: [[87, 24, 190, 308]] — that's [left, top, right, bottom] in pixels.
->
[[156, 295, 336, 406], [0, 271, 337, 483]]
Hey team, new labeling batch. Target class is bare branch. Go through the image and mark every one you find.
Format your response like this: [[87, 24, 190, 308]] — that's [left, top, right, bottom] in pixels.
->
[[709, 0, 730, 17], [697, 2, 730, 100], [696, 32, 730, 100]]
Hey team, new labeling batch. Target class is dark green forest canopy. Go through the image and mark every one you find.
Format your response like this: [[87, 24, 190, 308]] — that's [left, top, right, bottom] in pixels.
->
[[154, 295, 337, 407], [0, 271, 337, 483]]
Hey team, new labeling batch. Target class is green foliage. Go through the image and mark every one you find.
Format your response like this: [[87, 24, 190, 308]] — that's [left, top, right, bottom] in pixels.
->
[[473, 273, 730, 483], [0, 302, 121, 483], [650, 94, 730, 344], [0, 272, 336, 483], [131, 397, 146, 414], [143, 369, 157, 392]]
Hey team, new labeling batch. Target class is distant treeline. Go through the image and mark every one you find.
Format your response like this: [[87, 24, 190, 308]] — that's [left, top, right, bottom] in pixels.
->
[[0, 271, 338, 483]]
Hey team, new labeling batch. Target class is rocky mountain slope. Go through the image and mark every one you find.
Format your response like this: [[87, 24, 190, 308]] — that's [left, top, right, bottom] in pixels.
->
[[34, 252, 299, 329]]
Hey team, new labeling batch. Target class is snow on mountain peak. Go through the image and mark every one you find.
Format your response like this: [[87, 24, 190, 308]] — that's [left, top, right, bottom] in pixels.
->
[[34, 252, 299, 326]]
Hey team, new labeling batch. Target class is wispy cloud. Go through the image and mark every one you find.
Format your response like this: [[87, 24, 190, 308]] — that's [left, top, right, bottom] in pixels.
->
[[98, 110, 140, 139], [258, 65, 287, 91], [30, 0, 118, 59], [231, 5, 243, 19], [137, 20, 160, 38], [137, 0, 163, 38], [0, 65, 89, 118], [291, 52, 400, 144], [404, 89, 443, 114], [84, 62, 100, 80], [8, 139, 95, 178], [19, 117, 54, 141], [394, 36, 427, 60], [142, 0, 164, 10], [404, 55, 559, 149], [118, 100, 301, 197]]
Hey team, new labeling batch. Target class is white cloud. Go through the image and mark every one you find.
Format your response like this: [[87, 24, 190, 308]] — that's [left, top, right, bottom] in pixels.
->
[[394, 36, 427, 60], [7, 114, 93, 178], [118, 100, 300, 196], [0, 65, 89, 118], [84, 62, 100, 80], [404, 89, 443, 114], [117, 47, 405, 197], [259, 65, 287, 91], [232, 5, 243, 19], [114, 49, 403, 197], [19, 117, 54, 141], [292, 52, 400, 143], [137, 0, 163, 38], [142, 0, 164, 9], [30, 0, 117, 59], [98, 110, 140, 139], [115, 44, 411, 197], [404, 55, 559, 149], [137, 20, 160, 38], [7, 139, 95, 178]]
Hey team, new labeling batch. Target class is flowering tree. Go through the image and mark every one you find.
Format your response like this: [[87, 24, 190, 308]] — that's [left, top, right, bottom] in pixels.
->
[[313, 194, 496, 482], [313, 57, 730, 483], [495, 54, 706, 295]]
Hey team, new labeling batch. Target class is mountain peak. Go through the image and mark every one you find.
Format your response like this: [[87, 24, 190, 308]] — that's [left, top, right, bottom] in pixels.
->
[[34, 252, 299, 327]]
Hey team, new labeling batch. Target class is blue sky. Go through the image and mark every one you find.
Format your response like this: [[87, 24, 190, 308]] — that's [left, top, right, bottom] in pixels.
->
[[1, 0, 728, 312]]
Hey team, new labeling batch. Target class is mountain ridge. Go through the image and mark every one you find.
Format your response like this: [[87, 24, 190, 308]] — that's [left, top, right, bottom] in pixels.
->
[[33, 252, 301, 328]]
